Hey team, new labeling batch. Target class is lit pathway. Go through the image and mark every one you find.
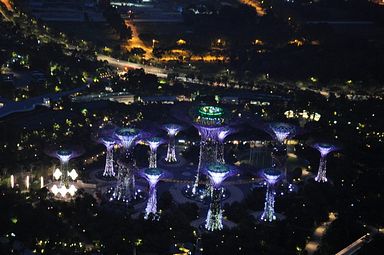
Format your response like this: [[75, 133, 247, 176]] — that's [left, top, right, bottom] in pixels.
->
[[238, 0, 266, 16], [305, 212, 337, 255], [124, 20, 153, 59]]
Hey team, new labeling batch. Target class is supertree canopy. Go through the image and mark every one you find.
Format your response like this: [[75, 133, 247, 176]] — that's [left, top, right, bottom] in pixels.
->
[[145, 137, 165, 168], [191, 105, 230, 194], [142, 167, 164, 220], [163, 124, 183, 163], [204, 163, 235, 231], [269, 122, 296, 144], [100, 136, 116, 177], [115, 127, 141, 151], [264, 122, 298, 172], [313, 143, 339, 183], [260, 168, 282, 222]]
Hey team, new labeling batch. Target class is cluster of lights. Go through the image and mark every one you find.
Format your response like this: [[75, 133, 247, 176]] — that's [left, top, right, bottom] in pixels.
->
[[51, 184, 77, 197]]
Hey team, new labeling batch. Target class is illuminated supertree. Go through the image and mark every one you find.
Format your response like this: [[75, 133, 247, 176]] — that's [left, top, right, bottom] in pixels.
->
[[100, 136, 116, 177], [204, 163, 235, 231], [313, 143, 339, 183], [217, 127, 234, 164], [48, 148, 81, 198], [260, 168, 282, 222], [145, 137, 165, 168], [192, 105, 228, 194], [267, 122, 297, 171], [162, 124, 183, 163], [111, 127, 141, 202], [141, 167, 164, 220]]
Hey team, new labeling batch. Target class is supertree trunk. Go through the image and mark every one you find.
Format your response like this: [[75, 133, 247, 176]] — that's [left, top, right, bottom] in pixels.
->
[[261, 184, 276, 222], [315, 156, 328, 183], [103, 146, 115, 177], [205, 187, 224, 231], [149, 148, 157, 168], [193, 139, 218, 194], [217, 142, 225, 164], [165, 135, 177, 162], [144, 184, 157, 219]]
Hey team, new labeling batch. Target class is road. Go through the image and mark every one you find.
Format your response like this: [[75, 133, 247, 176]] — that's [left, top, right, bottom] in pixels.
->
[[335, 234, 373, 255], [97, 54, 168, 78], [0, 0, 12, 10]]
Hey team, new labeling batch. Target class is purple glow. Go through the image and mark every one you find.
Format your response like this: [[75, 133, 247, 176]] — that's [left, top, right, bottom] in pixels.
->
[[314, 143, 338, 157], [56, 150, 73, 163], [217, 127, 233, 142], [206, 164, 235, 186], [115, 127, 141, 149], [195, 125, 224, 141], [269, 122, 295, 143], [163, 124, 182, 137], [146, 137, 165, 151]]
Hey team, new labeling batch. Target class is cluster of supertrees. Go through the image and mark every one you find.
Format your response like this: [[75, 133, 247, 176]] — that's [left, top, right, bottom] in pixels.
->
[[48, 104, 339, 230], [94, 123, 183, 219]]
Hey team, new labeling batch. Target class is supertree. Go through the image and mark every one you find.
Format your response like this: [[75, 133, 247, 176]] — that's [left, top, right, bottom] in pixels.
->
[[100, 136, 116, 177], [162, 124, 183, 163], [204, 163, 235, 231], [312, 143, 339, 183], [217, 127, 234, 164], [111, 127, 141, 202], [260, 168, 282, 222], [141, 167, 164, 220], [267, 122, 297, 175], [192, 105, 229, 194], [145, 137, 165, 168], [48, 148, 81, 198]]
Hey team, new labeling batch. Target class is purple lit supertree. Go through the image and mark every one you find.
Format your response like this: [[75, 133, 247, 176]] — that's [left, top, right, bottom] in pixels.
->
[[192, 105, 228, 194], [267, 122, 297, 172], [145, 137, 166, 168], [204, 163, 236, 231], [162, 124, 183, 163], [141, 167, 164, 220], [217, 127, 234, 164], [111, 127, 142, 203], [100, 136, 116, 177], [260, 168, 282, 222], [312, 143, 339, 183]]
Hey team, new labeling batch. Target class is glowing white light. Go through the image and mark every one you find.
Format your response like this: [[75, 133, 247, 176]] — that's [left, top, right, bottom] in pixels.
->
[[68, 169, 78, 180], [209, 172, 227, 186], [53, 168, 62, 180], [40, 176, 44, 188], [68, 185, 77, 196], [25, 175, 30, 190], [51, 184, 59, 195], [59, 186, 68, 197], [10, 175, 14, 188]]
